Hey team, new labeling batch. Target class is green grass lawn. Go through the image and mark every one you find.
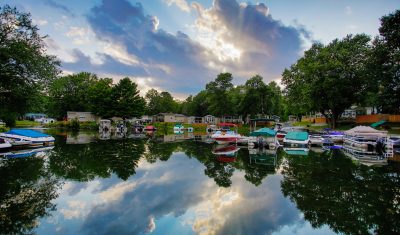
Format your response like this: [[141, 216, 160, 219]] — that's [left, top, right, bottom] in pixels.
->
[[15, 120, 41, 127]]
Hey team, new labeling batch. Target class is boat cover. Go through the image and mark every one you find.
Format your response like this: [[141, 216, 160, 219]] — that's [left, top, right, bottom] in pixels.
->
[[250, 128, 276, 137], [284, 149, 309, 156], [285, 131, 309, 141], [6, 129, 50, 138], [344, 126, 387, 137]]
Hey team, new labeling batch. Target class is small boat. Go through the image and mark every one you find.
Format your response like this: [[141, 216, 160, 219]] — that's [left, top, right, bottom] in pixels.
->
[[0, 129, 55, 147], [283, 131, 310, 148], [0, 137, 12, 151], [144, 125, 157, 131], [249, 128, 279, 149], [309, 135, 324, 146], [211, 130, 242, 145], [322, 129, 344, 143]]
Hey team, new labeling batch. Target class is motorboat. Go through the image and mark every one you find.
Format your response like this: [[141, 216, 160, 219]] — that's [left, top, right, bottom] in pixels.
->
[[0, 129, 55, 147], [283, 131, 310, 148], [0, 137, 12, 151], [276, 126, 307, 142], [343, 126, 392, 157], [211, 130, 242, 145], [322, 129, 344, 143], [248, 128, 279, 149], [309, 135, 324, 146]]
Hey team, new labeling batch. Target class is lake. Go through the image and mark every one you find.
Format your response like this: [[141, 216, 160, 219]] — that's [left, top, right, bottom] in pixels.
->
[[1, 132, 399, 235]]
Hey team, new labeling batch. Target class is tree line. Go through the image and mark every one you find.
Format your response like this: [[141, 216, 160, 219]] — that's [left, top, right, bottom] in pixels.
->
[[0, 4, 398, 127]]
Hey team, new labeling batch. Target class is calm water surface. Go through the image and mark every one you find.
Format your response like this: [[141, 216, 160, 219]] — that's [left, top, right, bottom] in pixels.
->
[[1, 132, 399, 235]]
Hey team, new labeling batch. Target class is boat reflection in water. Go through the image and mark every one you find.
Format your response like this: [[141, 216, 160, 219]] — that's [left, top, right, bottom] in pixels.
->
[[1, 146, 54, 159], [212, 144, 240, 163], [248, 146, 277, 166], [283, 147, 309, 156]]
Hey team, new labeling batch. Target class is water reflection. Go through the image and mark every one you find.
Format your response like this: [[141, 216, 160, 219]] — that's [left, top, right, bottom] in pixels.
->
[[0, 131, 399, 235], [281, 149, 400, 234], [0, 157, 59, 234]]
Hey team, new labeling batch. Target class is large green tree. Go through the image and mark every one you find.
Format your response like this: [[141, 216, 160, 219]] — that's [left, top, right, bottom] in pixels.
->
[[48, 72, 97, 118], [145, 89, 179, 115], [206, 73, 234, 116], [88, 78, 113, 117], [368, 10, 400, 113], [0, 5, 60, 125], [282, 34, 371, 128], [112, 77, 145, 119]]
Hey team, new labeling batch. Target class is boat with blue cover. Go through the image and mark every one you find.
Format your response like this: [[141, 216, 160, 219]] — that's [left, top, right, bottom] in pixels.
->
[[283, 131, 310, 147], [0, 137, 12, 151], [249, 128, 279, 149], [0, 129, 55, 147]]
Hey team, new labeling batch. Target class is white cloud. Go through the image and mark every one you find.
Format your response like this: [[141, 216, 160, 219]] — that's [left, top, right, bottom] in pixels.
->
[[164, 0, 191, 12], [65, 26, 92, 45], [146, 216, 156, 233], [60, 200, 88, 219]]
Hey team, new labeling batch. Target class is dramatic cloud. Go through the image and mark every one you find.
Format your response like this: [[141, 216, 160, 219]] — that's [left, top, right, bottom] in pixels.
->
[[64, 0, 309, 96]]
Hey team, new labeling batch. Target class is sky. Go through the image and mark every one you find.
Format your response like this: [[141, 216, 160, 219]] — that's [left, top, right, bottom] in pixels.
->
[[3, 0, 399, 99]]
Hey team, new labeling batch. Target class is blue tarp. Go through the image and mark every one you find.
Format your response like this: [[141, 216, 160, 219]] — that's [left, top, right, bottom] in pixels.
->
[[250, 128, 276, 137], [6, 129, 50, 138]]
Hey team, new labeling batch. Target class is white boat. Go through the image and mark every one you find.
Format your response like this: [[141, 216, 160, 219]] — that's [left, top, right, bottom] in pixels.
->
[[0, 137, 12, 150], [283, 131, 310, 147], [343, 126, 392, 157], [211, 130, 242, 145], [309, 135, 324, 146], [0, 129, 55, 147]]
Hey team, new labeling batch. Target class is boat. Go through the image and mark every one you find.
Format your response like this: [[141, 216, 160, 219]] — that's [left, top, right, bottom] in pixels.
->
[[0, 129, 55, 147], [248, 147, 277, 166], [309, 135, 324, 146], [283, 131, 310, 147], [0, 137, 12, 151], [248, 128, 279, 149], [322, 129, 344, 143], [4, 137, 32, 147], [211, 130, 242, 145], [276, 126, 307, 142], [343, 126, 393, 157]]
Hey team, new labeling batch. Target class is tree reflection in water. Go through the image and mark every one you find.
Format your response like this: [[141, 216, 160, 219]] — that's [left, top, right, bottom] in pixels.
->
[[281, 149, 400, 235], [49, 135, 145, 181], [0, 157, 60, 234]]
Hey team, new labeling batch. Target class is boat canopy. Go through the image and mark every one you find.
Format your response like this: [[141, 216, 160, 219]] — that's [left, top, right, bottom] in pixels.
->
[[250, 128, 276, 137], [218, 123, 236, 127], [344, 126, 387, 137], [6, 129, 51, 138], [285, 131, 309, 141]]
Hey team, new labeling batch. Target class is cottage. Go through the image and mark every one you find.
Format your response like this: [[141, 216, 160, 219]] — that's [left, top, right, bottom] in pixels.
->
[[67, 111, 99, 122], [153, 113, 176, 123], [24, 113, 47, 122], [175, 114, 187, 123], [204, 115, 218, 124]]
